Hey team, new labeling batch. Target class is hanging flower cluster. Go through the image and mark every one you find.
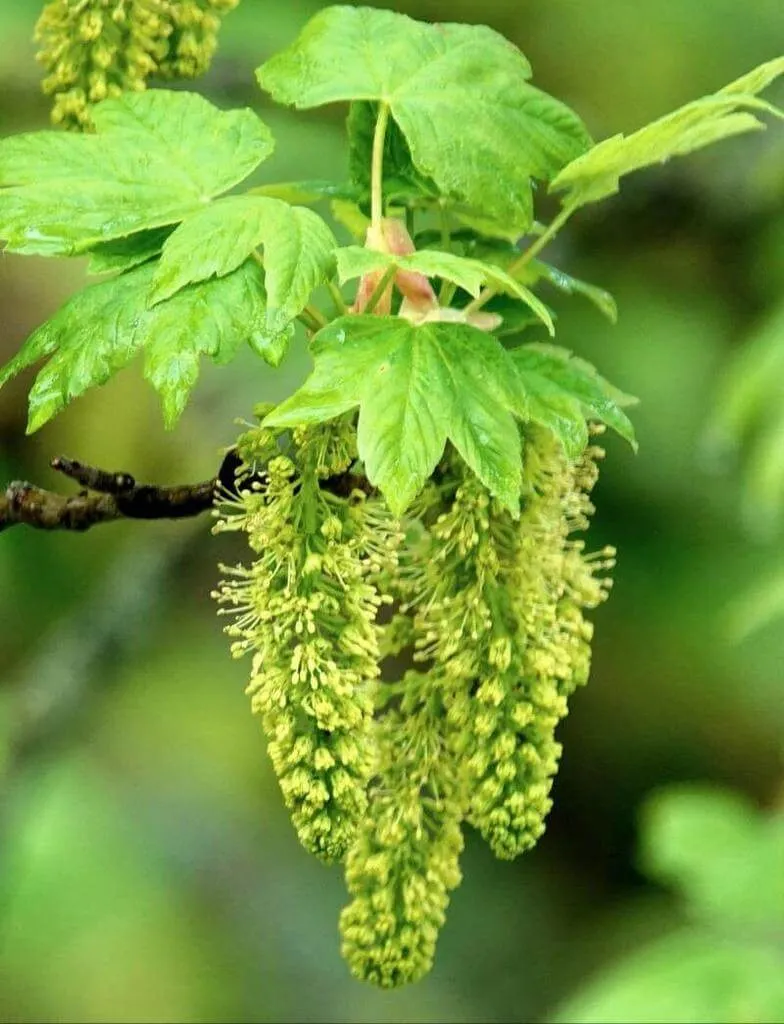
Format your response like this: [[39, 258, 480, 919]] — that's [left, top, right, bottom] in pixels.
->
[[340, 673, 464, 988], [156, 0, 238, 79], [213, 417, 401, 862], [34, 0, 238, 129], [409, 430, 615, 862], [215, 416, 614, 986]]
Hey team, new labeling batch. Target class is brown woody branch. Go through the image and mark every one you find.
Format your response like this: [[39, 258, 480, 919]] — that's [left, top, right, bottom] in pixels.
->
[[0, 452, 241, 533], [0, 449, 375, 534]]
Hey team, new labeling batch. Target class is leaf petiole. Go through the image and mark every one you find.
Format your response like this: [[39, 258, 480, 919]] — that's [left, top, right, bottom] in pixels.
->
[[326, 279, 348, 316], [508, 204, 577, 275], [371, 102, 391, 227], [438, 203, 452, 304], [304, 303, 329, 329], [298, 306, 327, 334], [463, 203, 577, 316], [363, 263, 397, 315]]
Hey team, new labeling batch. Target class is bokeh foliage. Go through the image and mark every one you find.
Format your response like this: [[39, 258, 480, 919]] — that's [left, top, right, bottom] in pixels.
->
[[1, 1, 782, 1021]]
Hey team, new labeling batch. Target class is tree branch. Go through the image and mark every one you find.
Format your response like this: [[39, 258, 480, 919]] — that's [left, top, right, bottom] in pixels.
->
[[0, 453, 238, 533], [0, 448, 374, 534]]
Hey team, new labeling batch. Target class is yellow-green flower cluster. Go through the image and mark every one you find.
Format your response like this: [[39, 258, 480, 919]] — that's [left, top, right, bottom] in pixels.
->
[[410, 428, 614, 861], [213, 420, 399, 862], [215, 415, 613, 987], [157, 0, 239, 80], [34, 0, 238, 129], [340, 677, 464, 988]]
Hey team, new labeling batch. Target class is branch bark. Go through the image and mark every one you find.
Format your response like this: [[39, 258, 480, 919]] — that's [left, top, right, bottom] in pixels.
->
[[0, 446, 377, 534], [0, 452, 240, 533]]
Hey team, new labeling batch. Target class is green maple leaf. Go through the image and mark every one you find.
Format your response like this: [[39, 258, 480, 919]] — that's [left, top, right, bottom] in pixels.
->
[[257, 5, 591, 239], [423, 234, 618, 324], [552, 57, 784, 209], [525, 260, 618, 323], [470, 241, 618, 323], [86, 227, 174, 276], [0, 90, 273, 256], [150, 195, 337, 354], [509, 343, 637, 456], [265, 315, 529, 514], [0, 260, 267, 431], [248, 180, 358, 204]]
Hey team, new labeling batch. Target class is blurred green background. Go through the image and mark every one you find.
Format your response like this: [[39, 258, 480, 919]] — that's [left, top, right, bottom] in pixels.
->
[[1, 2, 783, 1021]]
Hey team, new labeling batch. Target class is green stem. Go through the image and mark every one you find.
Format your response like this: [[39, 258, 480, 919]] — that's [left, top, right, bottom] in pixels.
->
[[371, 103, 391, 228], [439, 204, 451, 251], [326, 279, 348, 316], [438, 203, 452, 304], [297, 309, 322, 334], [363, 263, 397, 315], [508, 204, 576, 274], [463, 204, 577, 316], [440, 281, 457, 307], [304, 303, 328, 329]]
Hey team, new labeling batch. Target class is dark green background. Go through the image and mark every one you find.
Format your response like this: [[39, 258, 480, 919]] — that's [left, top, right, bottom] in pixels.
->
[[1, 1, 782, 1021]]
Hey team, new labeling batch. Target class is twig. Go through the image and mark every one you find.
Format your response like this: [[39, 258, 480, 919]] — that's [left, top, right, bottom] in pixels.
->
[[0, 448, 373, 534], [0, 454, 228, 533]]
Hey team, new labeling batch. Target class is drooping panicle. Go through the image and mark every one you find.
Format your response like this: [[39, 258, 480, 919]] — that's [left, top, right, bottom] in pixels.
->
[[35, 0, 238, 129], [157, 0, 239, 79], [213, 420, 400, 862], [215, 415, 614, 983], [340, 675, 464, 987], [408, 430, 614, 860]]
